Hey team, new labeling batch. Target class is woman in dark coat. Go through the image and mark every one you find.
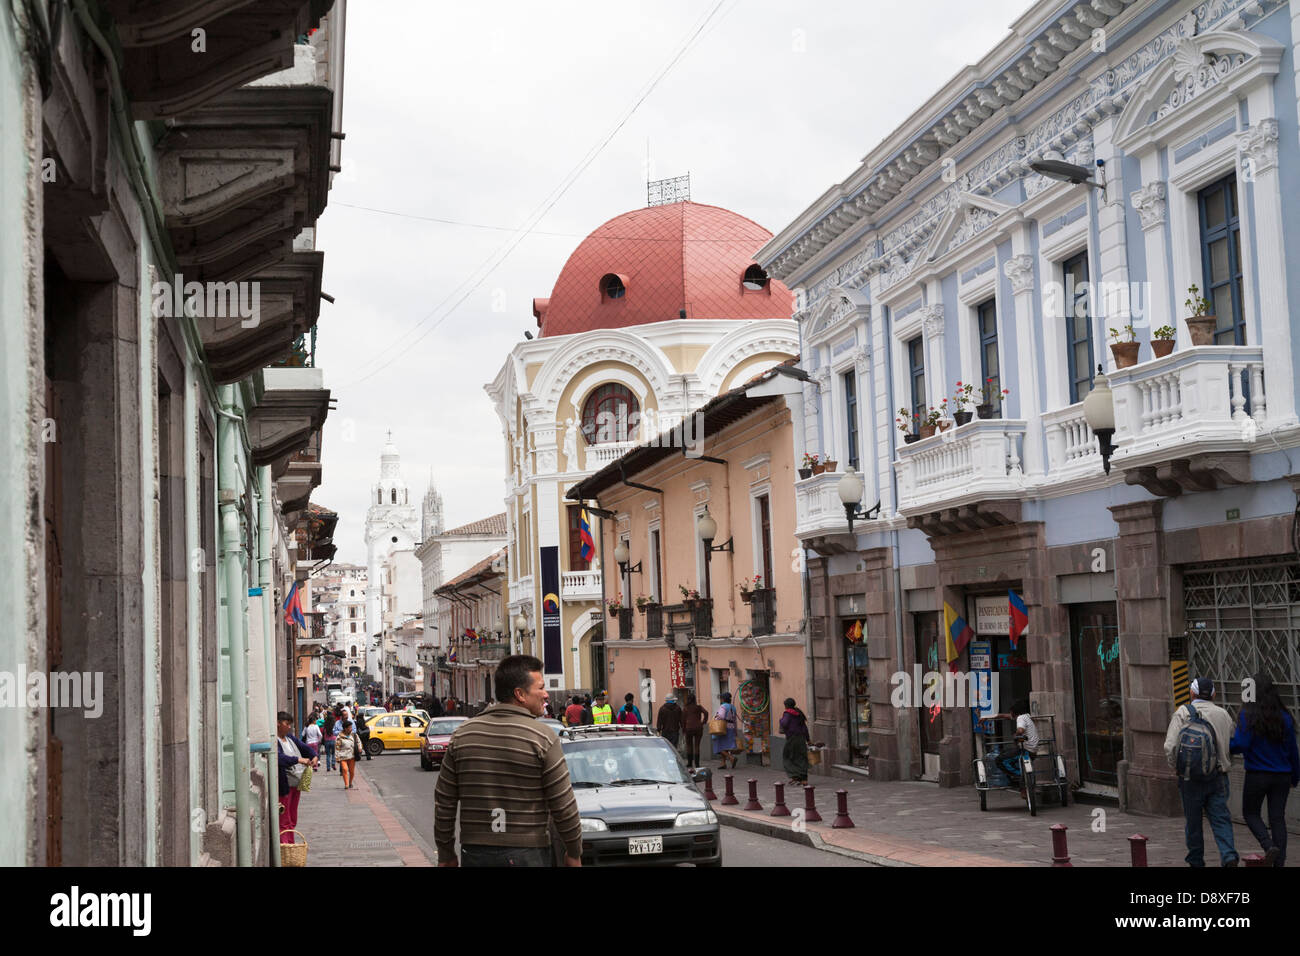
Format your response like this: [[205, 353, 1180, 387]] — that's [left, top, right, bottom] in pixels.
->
[[779, 698, 811, 786]]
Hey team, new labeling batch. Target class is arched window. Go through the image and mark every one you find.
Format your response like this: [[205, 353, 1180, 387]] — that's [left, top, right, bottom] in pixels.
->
[[742, 264, 769, 291], [599, 273, 626, 301], [377, 490, 382, 505], [581, 383, 640, 445], [391, 488, 397, 504]]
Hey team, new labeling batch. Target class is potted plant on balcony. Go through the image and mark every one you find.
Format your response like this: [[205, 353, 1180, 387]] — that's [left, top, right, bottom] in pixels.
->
[[1184, 285, 1216, 345], [605, 596, 624, 617], [738, 574, 762, 604], [1152, 324, 1176, 358], [678, 584, 702, 608], [823, 455, 838, 472], [1108, 324, 1141, 368], [935, 397, 953, 432], [976, 379, 1008, 419], [952, 382, 975, 426], [798, 453, 817, 480], [635, 594, 653, 613], [919, 405, 942, 439], [897, 408, 920, 444]]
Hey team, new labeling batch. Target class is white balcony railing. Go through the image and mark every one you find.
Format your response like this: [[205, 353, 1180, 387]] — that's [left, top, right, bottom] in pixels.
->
[[1043, 402, 1100, 481], [561, 569, 603, 601], [795, 471, 856, 539], [509, 576, 534, 607], [1109, 345, 1265, 466], [584, 441, 638, 472], [894, 419, 1027, 513]]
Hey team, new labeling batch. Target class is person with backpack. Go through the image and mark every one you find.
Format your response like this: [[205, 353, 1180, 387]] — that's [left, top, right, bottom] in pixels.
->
[[1230, 672, 1300, 867], [617, 692, 643, 725], [1163, 677, 1239, 867]]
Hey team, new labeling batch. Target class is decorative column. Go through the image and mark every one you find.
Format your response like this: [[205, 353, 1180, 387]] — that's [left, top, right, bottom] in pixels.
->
[[811, 365, 831, 459], [920, 304, 946, 413], [1237, 119, 1294, 426], [1003, 245, 1044, 478]]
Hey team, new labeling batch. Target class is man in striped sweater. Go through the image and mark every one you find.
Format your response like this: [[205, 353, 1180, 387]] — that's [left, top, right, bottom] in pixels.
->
[[434, 654, 583, 867]]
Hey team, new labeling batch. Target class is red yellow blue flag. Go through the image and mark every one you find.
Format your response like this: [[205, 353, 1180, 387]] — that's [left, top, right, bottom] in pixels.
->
[[578, 508, 595, 562]]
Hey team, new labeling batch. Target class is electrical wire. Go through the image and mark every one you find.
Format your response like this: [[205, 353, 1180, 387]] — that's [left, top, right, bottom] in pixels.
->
[[337, 0, 735, 388]]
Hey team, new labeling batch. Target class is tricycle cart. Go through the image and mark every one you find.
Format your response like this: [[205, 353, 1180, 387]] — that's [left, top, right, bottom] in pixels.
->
[[972, 713, 1070, 815]]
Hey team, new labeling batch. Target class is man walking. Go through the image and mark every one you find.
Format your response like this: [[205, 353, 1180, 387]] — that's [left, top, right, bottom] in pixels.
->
[[1164, 677, 1239, 867], [656, 695, 683, 749], [434, 655, 583, 867]]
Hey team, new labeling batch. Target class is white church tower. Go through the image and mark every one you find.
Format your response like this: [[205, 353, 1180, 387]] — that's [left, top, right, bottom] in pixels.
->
[[363, 432, 418, 677]]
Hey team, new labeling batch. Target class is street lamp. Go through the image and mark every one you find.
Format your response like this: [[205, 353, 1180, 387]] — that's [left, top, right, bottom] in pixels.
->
[[837, 469, 881, 532], [697, 506, 733, 559], [1082, 364, 1117, 473], [1030, 158, 1105, 190], [612, 541, 641, 575]]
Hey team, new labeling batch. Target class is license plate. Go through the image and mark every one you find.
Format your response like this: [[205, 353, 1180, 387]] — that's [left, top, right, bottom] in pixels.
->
[[627, 836, 663, 855]]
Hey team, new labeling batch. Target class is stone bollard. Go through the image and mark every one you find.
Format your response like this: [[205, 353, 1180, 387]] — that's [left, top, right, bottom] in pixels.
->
[[771, 783, 791, 817], [831, 789, 855, 828], [744, 779, 763, 811], [721, 774, 739, 806], [803, 785, 823, 823], [1050, 824, 1071, 867], [1129, 834, 1148, 867], [703, 770, 717, 802]]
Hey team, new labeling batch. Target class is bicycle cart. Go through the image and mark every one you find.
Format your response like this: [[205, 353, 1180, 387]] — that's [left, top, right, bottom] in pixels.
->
[[972, 713, 1070, 816]]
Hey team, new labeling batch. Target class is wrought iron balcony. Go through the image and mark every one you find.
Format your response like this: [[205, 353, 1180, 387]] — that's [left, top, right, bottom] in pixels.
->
[[748, 588, 776, 637], [561, 569, 602, 601], [894, 419, 1027, 518], [617, 608, 633, 641], [645, 604, 664, 641]]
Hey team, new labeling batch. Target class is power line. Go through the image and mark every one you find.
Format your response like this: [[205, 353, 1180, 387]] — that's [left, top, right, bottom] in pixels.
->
[[338, 0, 735, 388]]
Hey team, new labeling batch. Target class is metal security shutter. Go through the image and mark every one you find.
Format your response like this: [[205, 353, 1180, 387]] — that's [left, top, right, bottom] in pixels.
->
[[1183, 557, 1300, 717]]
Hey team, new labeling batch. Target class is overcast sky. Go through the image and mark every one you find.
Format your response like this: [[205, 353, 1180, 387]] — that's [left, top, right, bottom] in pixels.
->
[[314, 0, 1031, 564]]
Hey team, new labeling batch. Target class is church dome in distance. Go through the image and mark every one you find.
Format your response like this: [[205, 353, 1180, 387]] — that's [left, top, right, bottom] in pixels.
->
[[535, 201, 794, 337]]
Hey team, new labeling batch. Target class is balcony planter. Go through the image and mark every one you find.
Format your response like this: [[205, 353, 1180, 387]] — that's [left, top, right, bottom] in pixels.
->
[[1110, 341, 1141, 368], [811, 462, 827, 475], [1185, 315, 1217, 346], [903, 433, 921, 444], [919, 425, 937, 439], [797, 467, 812, 480], [954, 411, 972, 426], [975, 403, 994, 419], [739, 591, 753, 605], [1152, 338, 1175, 358], [823, 459, 838, 472]]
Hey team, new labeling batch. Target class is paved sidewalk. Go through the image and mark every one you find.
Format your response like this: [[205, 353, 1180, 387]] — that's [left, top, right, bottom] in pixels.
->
[[705, 760, 1265, 867], [291, 762, 436, 867]]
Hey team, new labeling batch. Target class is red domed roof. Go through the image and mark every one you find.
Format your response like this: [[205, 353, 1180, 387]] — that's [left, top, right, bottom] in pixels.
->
[[537, 201, 794, 337]]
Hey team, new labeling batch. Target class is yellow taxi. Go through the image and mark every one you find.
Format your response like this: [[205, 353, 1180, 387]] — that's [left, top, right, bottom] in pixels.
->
[[363, 711, 428, 755]]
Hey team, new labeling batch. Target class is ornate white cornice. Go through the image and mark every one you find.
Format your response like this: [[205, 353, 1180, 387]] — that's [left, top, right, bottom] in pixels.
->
[[1003, 254, 1034, 294], [1237, 118, 1279, 175], [850, 346, 870, 375], [1130, 181, 1167, 231], [920, 305, 945, 338]]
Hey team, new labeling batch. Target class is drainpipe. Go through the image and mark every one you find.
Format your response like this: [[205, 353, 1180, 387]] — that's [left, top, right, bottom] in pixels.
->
[[217, 387, 252, 866], [258, 465, 281, 866], [183, 363, 201, 866]]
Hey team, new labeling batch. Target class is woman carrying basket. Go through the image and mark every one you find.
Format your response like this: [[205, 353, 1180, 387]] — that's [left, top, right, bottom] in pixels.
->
[[276, 711, 318, 843]]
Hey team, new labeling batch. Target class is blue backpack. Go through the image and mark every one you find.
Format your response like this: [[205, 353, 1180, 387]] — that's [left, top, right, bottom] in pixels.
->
[[1175, 704, 1219, 782]]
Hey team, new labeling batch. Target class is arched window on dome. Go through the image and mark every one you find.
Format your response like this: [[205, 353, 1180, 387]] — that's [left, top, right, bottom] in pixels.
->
[[599, 273, 626, 302], [391, 488, 397, 504], [581, 383, 640, 445], [377, 490, 382, 505], [741, 264, 770, 292]]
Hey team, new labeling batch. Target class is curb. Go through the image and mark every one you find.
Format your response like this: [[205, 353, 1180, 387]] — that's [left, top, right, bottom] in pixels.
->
[[715, 808, 906, 867]]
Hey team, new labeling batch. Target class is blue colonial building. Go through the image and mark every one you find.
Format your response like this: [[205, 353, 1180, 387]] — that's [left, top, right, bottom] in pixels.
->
[[759, 0, 1300, 819]]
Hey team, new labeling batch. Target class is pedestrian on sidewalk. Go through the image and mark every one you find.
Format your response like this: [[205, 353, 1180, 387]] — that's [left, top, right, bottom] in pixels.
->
[[779, 698, 811, 786], [302, 716, 323, 757], [581, 694, 594, 725], [321, 714, 337, 772], [617, 693, 643, 725], [656, 696, 682, 749], [276, 711, 318, 843], [564, 696, 585, 727], [434, 655, 583, 867], [1230, 672, 1299, 867], [336, 719, 362, 789], [1164, 677, 1239, 867], [682, 694, 707, 768], [712, 692, 739, 770]]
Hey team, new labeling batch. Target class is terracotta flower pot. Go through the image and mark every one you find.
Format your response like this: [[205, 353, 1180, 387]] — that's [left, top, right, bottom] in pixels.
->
[[919, 425, 936, 439], [938, 420, 952, 432], [1186, 315, 1217, 346], [975, 403, 994, 419], [954, 411, 972, 426], [823, 459, 838, 472], [1151, 339, 1175, 358], [811, 463, 826, 475], [1110, 341, 1141, 368], [903, 433, 920, 444]]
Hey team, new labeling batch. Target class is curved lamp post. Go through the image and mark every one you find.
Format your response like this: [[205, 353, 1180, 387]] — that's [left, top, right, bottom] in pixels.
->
[[1082, 364, 1116, 474], [613, 541, 641, 576], [837, 469, 881, 532]]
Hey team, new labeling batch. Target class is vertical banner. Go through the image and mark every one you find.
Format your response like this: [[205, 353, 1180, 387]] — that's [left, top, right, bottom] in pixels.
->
[[540, 546, 562, 676]]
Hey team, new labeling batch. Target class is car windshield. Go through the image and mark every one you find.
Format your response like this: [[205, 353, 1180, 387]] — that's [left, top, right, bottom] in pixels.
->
[[426, 720, 463, 736], [562, 738, 690, 788]]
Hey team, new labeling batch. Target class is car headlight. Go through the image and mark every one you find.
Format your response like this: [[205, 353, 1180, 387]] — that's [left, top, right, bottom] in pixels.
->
[[674, 810, 717, 827], [580, 818, 608, 833]]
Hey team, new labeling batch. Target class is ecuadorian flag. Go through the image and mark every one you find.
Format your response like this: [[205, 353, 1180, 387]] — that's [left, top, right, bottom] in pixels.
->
[[578, 508, 595, 562], [942, 602, 975, 673]]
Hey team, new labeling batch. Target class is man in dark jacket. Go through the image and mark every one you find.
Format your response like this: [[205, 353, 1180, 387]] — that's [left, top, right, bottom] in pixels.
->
[[276, 711, 318, 843], [656, 696, 683, 748], [581, 694, 594, 725]]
